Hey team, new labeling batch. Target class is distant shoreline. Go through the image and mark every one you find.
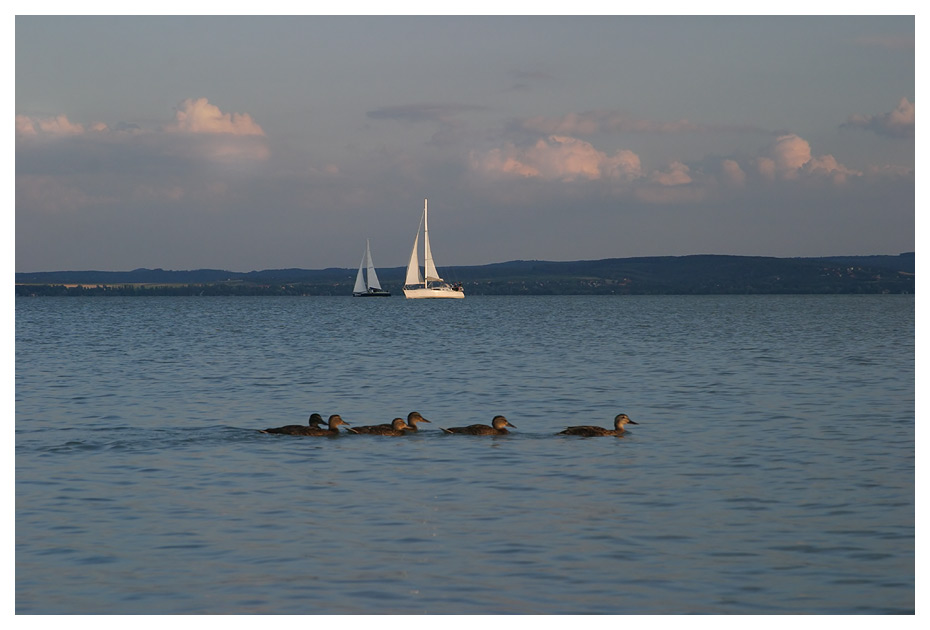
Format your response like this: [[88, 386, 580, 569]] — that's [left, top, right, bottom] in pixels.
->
[[15, 253, 914, 296]]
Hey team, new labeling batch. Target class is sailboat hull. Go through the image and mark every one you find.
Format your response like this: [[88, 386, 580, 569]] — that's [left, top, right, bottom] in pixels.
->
[[403, 286, 465, 299], [354, 289, 391, 297]]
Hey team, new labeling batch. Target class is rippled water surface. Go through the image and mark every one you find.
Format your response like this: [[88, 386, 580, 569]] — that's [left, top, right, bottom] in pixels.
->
[[15, 295, 914, 614]]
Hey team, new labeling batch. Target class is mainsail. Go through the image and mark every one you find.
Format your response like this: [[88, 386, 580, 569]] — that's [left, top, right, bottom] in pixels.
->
[[365, 240, 383, 290], [423, 199, 442, 282]]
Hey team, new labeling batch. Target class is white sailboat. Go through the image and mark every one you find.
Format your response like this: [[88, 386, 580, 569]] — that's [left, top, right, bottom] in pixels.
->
[[403, 199, 465, 299], [352, 239, 391, 297]]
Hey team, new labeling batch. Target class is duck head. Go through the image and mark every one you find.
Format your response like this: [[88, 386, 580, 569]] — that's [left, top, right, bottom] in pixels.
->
[[491, 416, 515, 430], [327, 415, 349, 429], [614, 414, 637, 429], [407, 411, 430, 425]]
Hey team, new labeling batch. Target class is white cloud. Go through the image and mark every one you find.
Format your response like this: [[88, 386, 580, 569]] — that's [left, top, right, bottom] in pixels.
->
[[764, 134, 811, 179], [162, 98, 270, 163], [165, 97, 265, 136], [470, 128, 867, 211], [16, 114, 89, 138], [471, 135, 642, 182], [755, 133, 860, 183]]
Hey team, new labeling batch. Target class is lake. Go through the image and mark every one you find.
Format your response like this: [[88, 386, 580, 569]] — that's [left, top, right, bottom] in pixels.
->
[[15, 295, 914, 614]]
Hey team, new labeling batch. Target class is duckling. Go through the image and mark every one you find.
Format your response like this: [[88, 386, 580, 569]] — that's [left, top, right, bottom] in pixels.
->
[[441, 415, 515, 435], [347, 417, 411, 436], [403, 411, 431, 431], [261, 413, 325, 435], [557, 413, 637, 437]]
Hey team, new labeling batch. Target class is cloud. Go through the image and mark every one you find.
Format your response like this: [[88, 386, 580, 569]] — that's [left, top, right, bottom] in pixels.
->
[[469, 127, 871, 211], [720, 159, 746, 187], [802, 154, 861, 185], [165, 97, 265, 136], [635, 161, 707, 204], [15, 97, 272, 222], [760, 134, 811, 179], [842, 97, 914, 138], [649, 161, 692, 186], [516, 110, 767, 137], [162, 98, 270, 162], [16, 113, 105, 138], [17, 98, 269, 162], [471, 135, 642, 182], [754, 133, 860, 183], [866, 163, 914, 179]]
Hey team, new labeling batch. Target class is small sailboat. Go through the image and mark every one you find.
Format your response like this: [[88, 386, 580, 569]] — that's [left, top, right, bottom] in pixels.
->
[[352, 239, 391, 297], [403, 199, 465, 299]]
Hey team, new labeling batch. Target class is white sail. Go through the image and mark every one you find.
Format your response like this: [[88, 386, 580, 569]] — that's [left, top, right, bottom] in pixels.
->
[[423, 200, 442, 282], [353, 245, 367, 293], [405, 231, 422, 286], [365, 239, 383, 290]]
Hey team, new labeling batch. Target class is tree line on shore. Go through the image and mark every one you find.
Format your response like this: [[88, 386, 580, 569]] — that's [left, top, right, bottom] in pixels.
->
[[15, 253, 915, 296]]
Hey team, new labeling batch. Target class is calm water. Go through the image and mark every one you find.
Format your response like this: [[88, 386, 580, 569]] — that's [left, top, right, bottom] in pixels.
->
[[15, 295, 914, 614]]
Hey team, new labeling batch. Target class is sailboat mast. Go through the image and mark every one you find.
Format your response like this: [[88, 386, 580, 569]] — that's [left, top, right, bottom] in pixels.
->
[[423, 199, 429, 286], [365, 238, 371, 286]]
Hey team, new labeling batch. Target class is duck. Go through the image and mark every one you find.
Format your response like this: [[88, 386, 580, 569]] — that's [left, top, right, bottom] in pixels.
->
[[557, 413, 637, 437], [403, 411, 431, 431], [265, 414, 349, 436], [347, 417, 411, 436], [441, 415, 515, 435], [261, 413, 326, 435], [312, 414, 350, 436]]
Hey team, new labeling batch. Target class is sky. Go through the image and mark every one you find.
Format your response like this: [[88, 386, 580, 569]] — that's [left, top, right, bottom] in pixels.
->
[[13, 11, 917, 273]]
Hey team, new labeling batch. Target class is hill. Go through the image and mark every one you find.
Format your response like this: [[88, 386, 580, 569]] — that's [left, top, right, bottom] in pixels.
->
[[14, 253, 915, 296]]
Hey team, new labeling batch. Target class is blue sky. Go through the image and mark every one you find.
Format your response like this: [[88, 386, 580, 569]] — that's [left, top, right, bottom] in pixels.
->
[[14, 11, 916, 272]]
